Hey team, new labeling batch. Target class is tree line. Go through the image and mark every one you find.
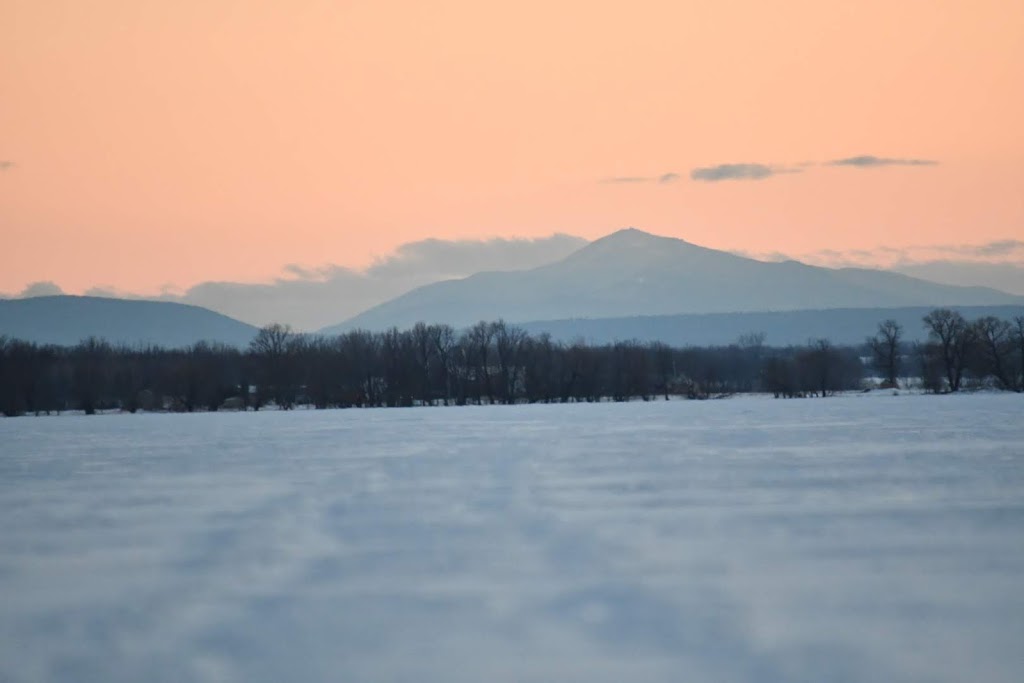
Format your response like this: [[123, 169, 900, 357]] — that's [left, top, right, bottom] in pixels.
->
[[1, 309, 1021, 416], [867, 310, 1024, 393]]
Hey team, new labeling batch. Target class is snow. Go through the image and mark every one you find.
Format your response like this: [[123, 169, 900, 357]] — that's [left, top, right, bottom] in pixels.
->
[[1, 394, 1023, 683]]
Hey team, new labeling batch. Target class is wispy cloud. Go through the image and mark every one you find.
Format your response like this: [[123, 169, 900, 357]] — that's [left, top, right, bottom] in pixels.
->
[[82, 287, 117, 297], [365, 234, 587, 280], [606, 153, 939, 186], [870, 240, 1024, 263], [63, 234, 590, 330], [827, 155, 938, 167], [280, 263, 340, 281], [18, 281, 64, 298], [743, 239, 1024, 270], [603, 176, 649, 183], [959, 239, 1024, 258], [690, 163, 797, 182], [607, 155, 937, 185], [734, 239, 1024, 295], [603, 172, 681, 184], [893, 262, 1024, 296]]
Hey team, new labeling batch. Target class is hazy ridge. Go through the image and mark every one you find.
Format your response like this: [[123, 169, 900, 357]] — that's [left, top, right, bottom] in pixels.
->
[[4, 230, 1022, 348], [0, 295, 257, 348], [324, 229, 1023, 333]]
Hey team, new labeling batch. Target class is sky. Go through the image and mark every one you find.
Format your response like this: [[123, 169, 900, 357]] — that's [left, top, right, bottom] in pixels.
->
[[2, 0, 1023, 312]]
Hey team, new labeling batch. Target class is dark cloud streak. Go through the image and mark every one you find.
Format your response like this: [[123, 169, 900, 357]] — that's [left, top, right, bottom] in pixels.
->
[[610, 154, 937, 185], [691, 163, 782, 182], [828, 155, 938, 167], [602, 172, 680, 184], [603, 176, 650, 183]]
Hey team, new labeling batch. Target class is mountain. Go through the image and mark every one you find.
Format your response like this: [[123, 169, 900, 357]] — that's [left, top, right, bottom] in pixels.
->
[[0, 296, 259, 348], [322, 229, 1024, 333], [518, 305, 1024, 347]]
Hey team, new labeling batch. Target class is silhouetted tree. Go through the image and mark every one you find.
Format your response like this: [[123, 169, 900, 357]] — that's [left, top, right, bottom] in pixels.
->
[[463, 321, 495, 404], [521, 333, 558, 403], [651, 342, 675, 400], [1013, 316, 1024, 392], [798, 339, 837, 397], [409, 323, 435, 406], [430, 324, 458, 405], [762, 355, 798, 398], [735, 333, 767, 392], [922, 309, 975, 392], [914, 342, 944, 394], [71, 337, 113, 414], [249, 324, 298, 408], [492, 320, 528, 404], [339, 329, 382, 406], [110, 346, 145, 413], [869, 319, 903, 388], [970, 316, 1013, 389], [0, 337, 32, 416]]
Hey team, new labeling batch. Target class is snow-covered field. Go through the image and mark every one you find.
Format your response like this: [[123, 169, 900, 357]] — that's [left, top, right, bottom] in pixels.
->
[[1, 394, 1023, 683]]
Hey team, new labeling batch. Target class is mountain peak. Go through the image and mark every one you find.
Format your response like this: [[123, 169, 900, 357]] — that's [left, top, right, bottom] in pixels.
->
[[598, 227, 681, 244], [567, 228, 707, 264]]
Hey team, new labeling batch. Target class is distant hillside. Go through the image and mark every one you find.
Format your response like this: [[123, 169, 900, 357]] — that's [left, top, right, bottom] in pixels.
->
[[0, 296, 258, 348], [518, 305, 1024, 348], [323, 229, 1024, 333]]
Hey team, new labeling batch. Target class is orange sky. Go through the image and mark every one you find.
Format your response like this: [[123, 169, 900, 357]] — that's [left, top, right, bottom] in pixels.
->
[[2, 0, 1023, 295]]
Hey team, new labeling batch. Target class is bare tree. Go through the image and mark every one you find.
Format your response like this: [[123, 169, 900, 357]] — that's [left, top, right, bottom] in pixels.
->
[[296, 335, 338, 409], [651, 342, 675, 400], [249, 323, 298, 408], [340, 329, 382, 406], [738, 331, 767, 349], [922, 309, 975, 392], [491, 320, 528, 404], [971, 316, 1013, 389], [0, 337, 42, 416], [735, 332, 767, 393], [868, 319, 903, 388], [520, 333, 557, 403], [563, 340, 598, 402], [430, 324, 457, 405], [380, 327, 414, 407], [798, 338, 839, 397], [463, 321, 495, 404], [1013, 316, 1024, 392], [410, 322, 436, 406], [762, 355, 798, 398], [250, 323, 292, 357], [71, 337, 113, 414]]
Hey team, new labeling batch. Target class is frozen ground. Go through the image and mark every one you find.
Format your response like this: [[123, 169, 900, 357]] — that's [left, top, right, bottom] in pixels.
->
[[1, 394, 1023, 683]]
